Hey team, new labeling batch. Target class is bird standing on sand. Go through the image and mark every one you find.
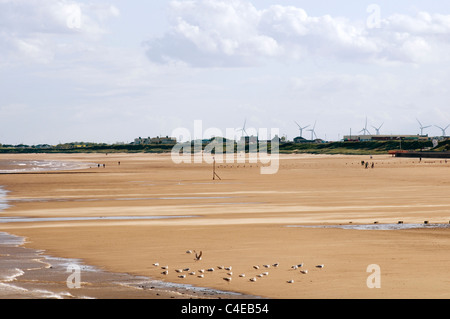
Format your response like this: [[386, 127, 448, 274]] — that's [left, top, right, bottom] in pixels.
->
[[153, 263, 159, 267], [316, 264, 324, 269], [300, 270, 308, 274], [223, 277, 232, 282], [162, 270, 168, 275], [287, 280, 294, 284], [250, 277, 257, 282], [253, 265, 259, 270]]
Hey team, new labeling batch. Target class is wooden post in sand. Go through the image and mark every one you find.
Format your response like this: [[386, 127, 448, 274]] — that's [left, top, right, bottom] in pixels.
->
[[213, 157, 221, 180]]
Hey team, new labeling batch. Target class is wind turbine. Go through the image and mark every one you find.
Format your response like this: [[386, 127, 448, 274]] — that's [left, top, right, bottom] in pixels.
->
[[417, 119, 431, 135], [307, 121, 317, 140], [294, 121, 310, 138], [435, 124, 450, 137], [236, 119, 249, 138], [371, 123, 384, 135], [359, 117, 371, 135]]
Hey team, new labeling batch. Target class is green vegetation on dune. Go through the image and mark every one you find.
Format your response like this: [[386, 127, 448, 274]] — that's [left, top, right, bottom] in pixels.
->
[[0, 139, 438, 155]]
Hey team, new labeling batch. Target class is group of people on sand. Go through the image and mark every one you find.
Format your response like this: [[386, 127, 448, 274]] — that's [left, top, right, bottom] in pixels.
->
[[361, 160, 374, 169], [96, 162, 121, 168]]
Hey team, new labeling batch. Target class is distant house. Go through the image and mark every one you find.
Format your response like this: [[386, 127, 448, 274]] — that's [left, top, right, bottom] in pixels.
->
[[293, 136, 307, 143], [343, 134, 431, 142], [133, 136, 176, 145]]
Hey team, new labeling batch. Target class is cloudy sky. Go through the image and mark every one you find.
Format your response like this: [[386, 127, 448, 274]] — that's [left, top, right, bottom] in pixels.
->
[[1, 0, 450, 145]]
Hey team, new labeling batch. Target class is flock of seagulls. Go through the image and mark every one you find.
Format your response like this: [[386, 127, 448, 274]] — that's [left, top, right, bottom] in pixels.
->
[[152, 250, 325, 286]]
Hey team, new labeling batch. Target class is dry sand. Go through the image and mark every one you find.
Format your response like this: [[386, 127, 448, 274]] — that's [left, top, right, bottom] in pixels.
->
[[1, 152, 450, 299]]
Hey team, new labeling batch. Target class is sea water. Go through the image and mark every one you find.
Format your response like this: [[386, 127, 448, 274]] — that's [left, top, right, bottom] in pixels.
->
[[0, 159, 94, 174]]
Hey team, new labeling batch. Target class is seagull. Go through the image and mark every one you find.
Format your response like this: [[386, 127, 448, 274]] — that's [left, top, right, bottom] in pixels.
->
[[175, 269, 183, 273], [161, 266, 168, 270], [186, 250, 193, 254], [207, 268, 214, 272], [253, 265, 260, 270], [198, 274, 204, 278], [316, 264, 324, 269], [194, 251, 202, 261], [199, 269, 205, 273], [287, 280, 294, 284], [297, 263, 304, 268], [153, 263, 159, 267], [250, 277, 257, 282], [161, 270, 169, 275], [217, 265, 224, 270], [291, 265, 298, 270], [263, 264, 270, 268], [223, 277, 232, 282], [178, 275, 186, 279], [189, 271, 196, 275], [183, 268, 190, 272], [257, 274, 264, 278], [273, 263, 279, 267], [227, 272, 233, 276], [300, 270, 308, 274], [224, 266, 232, 271], [239, 274, 246, 278], [262, 272, 269, 276]]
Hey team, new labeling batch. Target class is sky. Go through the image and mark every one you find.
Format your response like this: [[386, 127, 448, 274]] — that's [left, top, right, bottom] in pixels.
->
[[1, 0, 450, 145]]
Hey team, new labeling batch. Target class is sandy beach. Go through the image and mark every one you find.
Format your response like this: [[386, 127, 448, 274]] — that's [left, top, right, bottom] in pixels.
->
[[1, 152, 450, 299]]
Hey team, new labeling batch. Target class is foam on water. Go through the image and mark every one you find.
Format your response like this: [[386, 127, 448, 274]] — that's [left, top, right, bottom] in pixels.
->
[[0, 160, 94, 174]]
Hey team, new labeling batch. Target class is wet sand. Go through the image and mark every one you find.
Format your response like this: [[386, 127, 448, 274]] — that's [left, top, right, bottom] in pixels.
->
[[1, 152, 450, 299]]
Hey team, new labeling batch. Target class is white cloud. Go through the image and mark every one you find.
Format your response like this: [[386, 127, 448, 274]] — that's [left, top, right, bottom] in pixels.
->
[[145, 0, 450, 67], [0, 0, 120, 64]]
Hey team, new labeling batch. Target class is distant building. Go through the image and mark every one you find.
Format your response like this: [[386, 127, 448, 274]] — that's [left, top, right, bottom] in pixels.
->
[[293, 136, 307, 143], [343, 134, 431, 142], [293, 136, 324, 144], [133, 136, 177, 145]]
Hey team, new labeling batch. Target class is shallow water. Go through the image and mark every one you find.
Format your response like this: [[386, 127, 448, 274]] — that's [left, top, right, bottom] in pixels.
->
[[0, 215, 198, 223], [0, 160, 94, 174]]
